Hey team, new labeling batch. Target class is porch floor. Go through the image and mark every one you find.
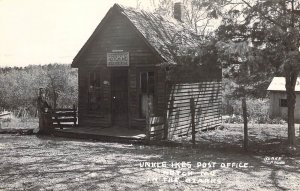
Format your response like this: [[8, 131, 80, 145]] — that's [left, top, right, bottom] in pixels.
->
[[54, 126, 146, 140]]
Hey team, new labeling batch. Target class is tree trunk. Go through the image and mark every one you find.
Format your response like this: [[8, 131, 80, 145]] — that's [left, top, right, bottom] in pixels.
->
[[242, 97, 248, 151], [285, 74, 297, 146]]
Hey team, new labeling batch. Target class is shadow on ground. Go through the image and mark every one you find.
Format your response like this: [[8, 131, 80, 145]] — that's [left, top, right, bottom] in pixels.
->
[[0, 133, 299, 190]]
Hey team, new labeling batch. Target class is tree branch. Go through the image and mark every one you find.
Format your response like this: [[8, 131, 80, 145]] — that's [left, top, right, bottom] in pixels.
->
[[241, 0, 287, 30]]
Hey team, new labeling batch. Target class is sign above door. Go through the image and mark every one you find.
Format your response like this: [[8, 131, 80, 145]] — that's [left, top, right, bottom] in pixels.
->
[[107, 52, 129, 67]]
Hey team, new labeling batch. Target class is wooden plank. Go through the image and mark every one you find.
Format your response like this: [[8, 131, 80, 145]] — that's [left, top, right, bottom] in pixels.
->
[[168, 107, 220, 118], [171, 97, 221, 104], [168, 104, 221, 112], [150, 133, 164, 137], [53, 112, 76, 117], [197, 113, 220, 120], [171, 87, 220, 93], [0, 113, 11, 118], [150, 116, 164, 124], [54, 108, 75, 112], [200, 115, 222, 122], [170, 87, 221, 93], [169, 100, 221, 109], [169, 116, 191, 124], [168, 92, 219, 98], [175, 84, 221, 88], [169, 122, 221, 137], [150, 127, 165, 133], [168, 113, 220, 125], [170, 96, 221, 103], [168, 111, 191, 118], [170, 81, 220, 86], [169, 102, 222, 110], [51, 118, 76, 123], [169, 123, 191, 131], [150, 122, 164, 127], [170, 86, 222, 92], [169, 118, 221, 133], [52, 124, 76, 128], [169, 96, 221, 103]]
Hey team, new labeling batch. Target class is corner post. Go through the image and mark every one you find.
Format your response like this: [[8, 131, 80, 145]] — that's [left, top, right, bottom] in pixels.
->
[[190, 98, 195, 145], [146, 95, 152, 141]]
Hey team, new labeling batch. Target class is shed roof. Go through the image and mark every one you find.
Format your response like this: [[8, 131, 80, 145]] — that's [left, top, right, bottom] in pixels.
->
[[267, 77, 300, 92], [72, 4, 200, 67]]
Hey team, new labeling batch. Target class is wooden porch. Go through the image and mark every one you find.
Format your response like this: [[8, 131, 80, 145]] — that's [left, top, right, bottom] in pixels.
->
[[54, 126, 146, 140]]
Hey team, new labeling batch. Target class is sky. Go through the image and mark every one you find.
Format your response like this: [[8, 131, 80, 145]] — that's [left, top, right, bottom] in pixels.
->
[[0, 0, 155, 67]]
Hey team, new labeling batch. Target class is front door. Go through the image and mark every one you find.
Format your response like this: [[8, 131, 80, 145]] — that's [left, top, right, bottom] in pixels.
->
[[111, 69, 128, 127]]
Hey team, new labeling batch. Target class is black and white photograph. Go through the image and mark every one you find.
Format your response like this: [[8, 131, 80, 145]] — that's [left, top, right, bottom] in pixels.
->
[[0, 0, 300, 190]]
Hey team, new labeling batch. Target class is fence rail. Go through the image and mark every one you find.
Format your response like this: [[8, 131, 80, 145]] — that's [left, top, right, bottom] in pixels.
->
[[0, 112, 11, 118], [49, 106, 77, 129]]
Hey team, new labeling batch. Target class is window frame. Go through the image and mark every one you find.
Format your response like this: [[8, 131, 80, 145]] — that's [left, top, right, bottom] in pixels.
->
[[88, 71, 101, 113], [279, 98, 287, 107]]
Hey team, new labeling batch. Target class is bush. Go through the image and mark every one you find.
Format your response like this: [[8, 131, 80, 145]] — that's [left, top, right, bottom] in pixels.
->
[[0, 64, 78, 116], [222, 98, 286, 124]]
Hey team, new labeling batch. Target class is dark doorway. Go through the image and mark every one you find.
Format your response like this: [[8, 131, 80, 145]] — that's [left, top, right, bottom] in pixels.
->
[[139, 71, 154, 118], [111, 69, 128, 127]]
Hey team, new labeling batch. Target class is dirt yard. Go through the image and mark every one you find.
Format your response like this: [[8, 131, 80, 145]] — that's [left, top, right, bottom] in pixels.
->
[[0, 128, 300, 191]]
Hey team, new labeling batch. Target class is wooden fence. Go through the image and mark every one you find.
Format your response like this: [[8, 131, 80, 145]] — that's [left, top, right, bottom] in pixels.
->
[[50, 106, 77, 128], [148, 81, 222, 141], [0, 112, 11, 118], [39, 106, 77, 131]]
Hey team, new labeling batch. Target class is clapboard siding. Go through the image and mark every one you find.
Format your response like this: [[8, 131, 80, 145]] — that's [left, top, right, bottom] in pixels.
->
[[78, 13, 159, 66], [76, 11, 162, 128], [167, 81, 222, 139]]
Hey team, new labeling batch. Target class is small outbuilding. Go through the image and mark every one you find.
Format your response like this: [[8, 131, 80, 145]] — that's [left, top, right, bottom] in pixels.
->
[[71, 3, 222, 139], [267, 77, 300, 123]]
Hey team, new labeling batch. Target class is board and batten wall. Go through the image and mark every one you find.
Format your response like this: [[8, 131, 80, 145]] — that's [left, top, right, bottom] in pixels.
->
[[269, 91, 300, 123]]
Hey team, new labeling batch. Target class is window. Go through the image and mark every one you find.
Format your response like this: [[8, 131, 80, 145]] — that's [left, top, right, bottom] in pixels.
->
[[89, 71, 101, 89], [279, 99, 287, 107], [88, 71, 101, 112]]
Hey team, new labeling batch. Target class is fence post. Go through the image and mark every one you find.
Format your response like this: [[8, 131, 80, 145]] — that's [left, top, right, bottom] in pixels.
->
[[146, 95, 152, 141], [38, 108, 52, 134], [190, 98, 195, 145], [242, 97, 248, 151], [164, 82, 169, 140], [165, 97, 174, 139], [73, 104, 77, 127]]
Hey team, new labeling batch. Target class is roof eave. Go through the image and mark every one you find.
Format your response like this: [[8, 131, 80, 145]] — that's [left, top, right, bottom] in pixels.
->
[[72, 4, 166, 68]]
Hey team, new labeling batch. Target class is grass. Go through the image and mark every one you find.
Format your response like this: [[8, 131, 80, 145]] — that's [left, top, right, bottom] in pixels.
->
[[173, 123, 300, 156], [0, 118, 300, 190], [0, 116, 38, 130]]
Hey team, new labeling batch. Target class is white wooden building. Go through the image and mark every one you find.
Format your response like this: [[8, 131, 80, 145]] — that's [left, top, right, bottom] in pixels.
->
[[267, 77, 300, 123]]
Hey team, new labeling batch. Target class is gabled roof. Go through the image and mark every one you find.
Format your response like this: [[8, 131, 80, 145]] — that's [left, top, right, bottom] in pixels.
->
[[72, 4, 200, 67], [267, 77, 300, 92]]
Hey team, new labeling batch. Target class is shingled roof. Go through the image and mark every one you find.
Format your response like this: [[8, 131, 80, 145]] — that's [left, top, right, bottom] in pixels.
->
[[72, 4, 201, 66]]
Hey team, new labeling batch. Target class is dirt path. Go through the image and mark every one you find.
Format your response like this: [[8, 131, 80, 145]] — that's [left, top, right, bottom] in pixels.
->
[[0, 134, 299, 191]]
